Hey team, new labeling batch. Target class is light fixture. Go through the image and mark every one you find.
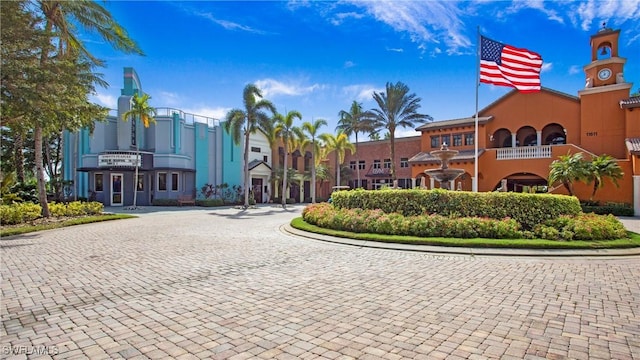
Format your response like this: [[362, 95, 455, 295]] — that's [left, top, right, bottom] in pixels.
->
[[563, 128, 567, 135], [489, 134, 494, 141]]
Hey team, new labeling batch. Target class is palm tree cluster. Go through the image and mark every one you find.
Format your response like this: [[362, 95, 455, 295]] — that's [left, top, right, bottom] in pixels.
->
[[548, 152, 624, 201], [224, 81, 432, 208]]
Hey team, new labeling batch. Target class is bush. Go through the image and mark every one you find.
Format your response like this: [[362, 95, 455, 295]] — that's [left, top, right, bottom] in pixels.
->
[[196, 198, 224, 207], [581, 202, 634, 216], [302, 202, 627, 241], [331, 189, 582, 231], [0, 202, 42, 225], [48, 201, 104, 217]]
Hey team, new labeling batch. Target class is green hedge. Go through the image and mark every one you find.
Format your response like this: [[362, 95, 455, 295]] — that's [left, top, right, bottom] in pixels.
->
[[0, 201, 104, 225], [302, 203, 628, 241], [330, 189, 582, 231], [581, 203, 634, 216]]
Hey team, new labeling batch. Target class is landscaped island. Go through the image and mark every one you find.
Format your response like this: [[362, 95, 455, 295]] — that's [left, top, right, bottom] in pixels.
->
[[293, 189, 640, 249]]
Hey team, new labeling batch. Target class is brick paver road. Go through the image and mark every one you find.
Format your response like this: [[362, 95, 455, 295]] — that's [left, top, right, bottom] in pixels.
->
[[2, 205, 639, 359]]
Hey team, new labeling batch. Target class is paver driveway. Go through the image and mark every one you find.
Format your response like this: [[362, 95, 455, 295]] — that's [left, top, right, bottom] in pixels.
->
[[1, 205, 639, 360]]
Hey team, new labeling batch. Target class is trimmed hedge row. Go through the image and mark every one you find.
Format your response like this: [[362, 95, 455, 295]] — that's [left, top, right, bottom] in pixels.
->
[[0, 201, 104, 225], [302, 203, 628, 240], [330, 189, 582, 231]]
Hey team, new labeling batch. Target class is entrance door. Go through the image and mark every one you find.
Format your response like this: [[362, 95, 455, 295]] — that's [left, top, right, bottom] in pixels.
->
[[111, 173, 123, 206], [252, 178, 263, 204]]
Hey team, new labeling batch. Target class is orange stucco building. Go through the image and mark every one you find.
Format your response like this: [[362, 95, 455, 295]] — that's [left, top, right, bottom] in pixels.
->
[[410, 27, 639, 215]]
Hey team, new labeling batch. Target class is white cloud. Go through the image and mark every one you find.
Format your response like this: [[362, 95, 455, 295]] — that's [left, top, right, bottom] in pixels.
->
[[342, 84, 383, 102], [157, 91, 181, 106], [331, 11, 365, 25], [568, 65, 582, 75], [344, 60, 356, 68], [254, 78, 325, 98], [92, 92, 117, 109], [182, 106, 231, 120], [541, 62, 553, 73], [386, 47, 404, 53]]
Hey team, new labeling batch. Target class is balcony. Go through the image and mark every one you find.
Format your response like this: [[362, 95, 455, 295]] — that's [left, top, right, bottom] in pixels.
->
[[495, 145, 552, 160]]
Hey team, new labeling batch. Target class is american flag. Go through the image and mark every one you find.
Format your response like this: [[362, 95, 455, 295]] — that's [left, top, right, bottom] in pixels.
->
[[480, 36, 542, 93]]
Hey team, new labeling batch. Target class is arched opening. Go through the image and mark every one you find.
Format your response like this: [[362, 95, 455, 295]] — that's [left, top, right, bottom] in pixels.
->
[[493, 172, 548, 193]]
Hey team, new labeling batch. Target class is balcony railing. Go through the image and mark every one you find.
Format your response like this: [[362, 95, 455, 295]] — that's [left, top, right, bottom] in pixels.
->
[[496, 145, 552, 160]]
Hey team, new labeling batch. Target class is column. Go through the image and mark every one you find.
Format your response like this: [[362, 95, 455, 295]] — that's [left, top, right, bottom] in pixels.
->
[[536, 131, 542, 146], [430, 178, 435, 189], [411, 178, 416, 189], [511, 133, 517, 148]]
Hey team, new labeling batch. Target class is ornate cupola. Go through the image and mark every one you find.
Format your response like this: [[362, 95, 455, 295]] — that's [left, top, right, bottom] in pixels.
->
[[583, 23, 626, 89]]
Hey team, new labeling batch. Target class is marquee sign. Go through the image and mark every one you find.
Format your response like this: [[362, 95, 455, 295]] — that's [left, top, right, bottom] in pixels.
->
[[98, 153, 141, 167]]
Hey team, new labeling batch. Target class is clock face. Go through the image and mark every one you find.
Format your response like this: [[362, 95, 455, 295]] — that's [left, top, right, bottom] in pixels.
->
[[598, 68, 612, 81]]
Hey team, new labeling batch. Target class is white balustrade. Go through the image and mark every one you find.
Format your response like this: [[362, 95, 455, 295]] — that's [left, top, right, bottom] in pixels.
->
[[495, 145, 552, 160]]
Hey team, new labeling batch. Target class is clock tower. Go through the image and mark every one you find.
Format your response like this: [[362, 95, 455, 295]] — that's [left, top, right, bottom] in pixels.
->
[[578, 24, 632, 158]]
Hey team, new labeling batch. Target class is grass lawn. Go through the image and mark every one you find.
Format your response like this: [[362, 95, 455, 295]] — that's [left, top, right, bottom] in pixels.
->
[[290, 217, 640, 250], [1, 214, 137, 237]]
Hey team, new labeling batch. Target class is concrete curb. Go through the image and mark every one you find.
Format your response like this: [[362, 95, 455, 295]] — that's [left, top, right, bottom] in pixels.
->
[[282, 224, 640, 257]]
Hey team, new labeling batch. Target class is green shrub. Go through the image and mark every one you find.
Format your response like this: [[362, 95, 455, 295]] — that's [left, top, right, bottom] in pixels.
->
[[581, 202, 634, 216], [152, 199, 179, 206], [0, 203, 42, 225], [48, 201, 104, 217], [331, 189, 582, 231], [196, 198, 224, 207], [303, 202, 627, 241]]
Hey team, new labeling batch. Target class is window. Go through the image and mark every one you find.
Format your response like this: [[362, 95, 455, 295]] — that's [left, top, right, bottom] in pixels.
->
[[359, 160, 366, 170], [465, 133, 474, 146], [304, 157, 311, 171], [292, 155, 299, 170], [400, 158, 409, 168], [263, 155, 268, 162], [171, 173, 179, 191], [441, 134, 451, 147], [95, 173, 104, 192], [383, 159, 391, 168], [137, 174, 144, 191], [373, 159, 381, 169], [350, 161, 356, 170], [431, 135, 440, 148], [158, 172, 167, 191], [251, 146, 261, 153], [452, 134, 462, 146]]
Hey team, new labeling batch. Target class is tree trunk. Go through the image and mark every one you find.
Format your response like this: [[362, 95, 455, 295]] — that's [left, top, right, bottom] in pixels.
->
[[355, 133, 360, 188], [390, 132, 396, 181], [133, 143, 139, 208], [243, 130, 250, 209], [282, 143, 288, 209], [310, 140, 316, 203], [35, 125, 50, 217], [14, 133, 25, 183], [335, 153, 340, 188]]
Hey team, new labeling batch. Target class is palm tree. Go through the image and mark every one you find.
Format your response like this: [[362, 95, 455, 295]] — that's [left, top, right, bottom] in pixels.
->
[[224, 84, 276, 209], [369, 81, 432, 182], [586, 154, 624, 201], [302, 118, 327, 203], [274, 110, 303, 208], [336, 101, 373, 188], [548, 152, 588, 197], [121, 93, 156, 209], [320, 132, 355, 188], [33, 0, 143, 217]]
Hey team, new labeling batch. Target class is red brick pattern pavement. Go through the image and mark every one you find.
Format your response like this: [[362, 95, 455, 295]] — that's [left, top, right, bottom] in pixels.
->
[[1, 206, 639, 359]]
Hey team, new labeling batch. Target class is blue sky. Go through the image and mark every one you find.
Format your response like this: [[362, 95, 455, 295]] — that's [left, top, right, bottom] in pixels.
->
[[87, 1, 640, 138]]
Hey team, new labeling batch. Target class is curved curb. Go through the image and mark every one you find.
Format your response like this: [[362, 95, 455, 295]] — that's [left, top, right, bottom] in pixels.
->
[[282, 224, 640, 258]]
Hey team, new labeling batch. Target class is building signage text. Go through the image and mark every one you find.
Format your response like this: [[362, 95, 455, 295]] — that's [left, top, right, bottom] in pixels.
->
[[98, 153, 141, 167]]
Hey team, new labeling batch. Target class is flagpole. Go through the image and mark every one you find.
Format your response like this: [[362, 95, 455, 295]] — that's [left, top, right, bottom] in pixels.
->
[[473, 26, 480, 192]]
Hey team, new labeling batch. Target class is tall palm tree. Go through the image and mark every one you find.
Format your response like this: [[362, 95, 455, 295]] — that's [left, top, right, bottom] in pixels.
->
[[548, 152, 588, 197], [274, 110, 303, 208], [336, 101, 373, 188], [586, 154, 624, 201], [320, 132, 355, 188], [224, 84, 276, 209], [369, 81, 432, 182], [34, 0, 143, 217], [302, 118, 327, 203], [121, 93, 156, 209]]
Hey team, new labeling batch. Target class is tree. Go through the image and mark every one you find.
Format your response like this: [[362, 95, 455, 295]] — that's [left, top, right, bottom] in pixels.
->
[[224, 84, 276, 209], [548, 152, 588, 197], [302, 118, 327, 203], [274, 110, 303, 208], [336, 101, 373, 188], [369, 81, 432, 181], [320, 132, 355, 188], [20, 0, 143, 217], [122, 93, 157, 208], [586, 154, 624, 201]]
